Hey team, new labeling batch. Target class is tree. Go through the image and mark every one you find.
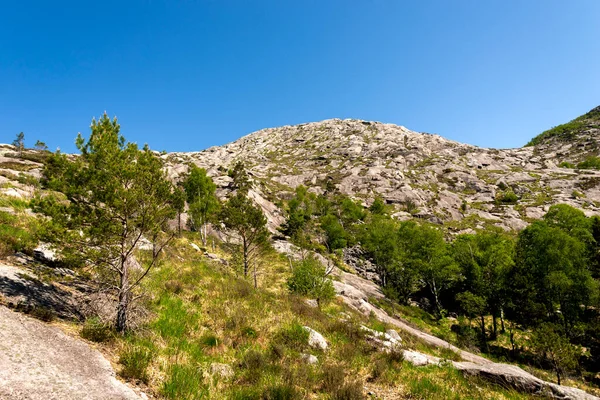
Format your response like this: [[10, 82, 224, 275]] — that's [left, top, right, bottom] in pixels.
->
[[369, 196, 387, 215], [361, 216, 399, 287], [172, 186, 186, 236], [182, 165, 219, 245], [507, 220, 597, 335], [287, 255, 336, 308], [228, 161, 252, 194], [12, 132, 25, 157], [453, 232, 514, 340], [397, 221, 459, 316], [35, 113, 177, 332], [220, 192, 268, 283], [530, 323, 580, 385], [34, 140, 48, 151]]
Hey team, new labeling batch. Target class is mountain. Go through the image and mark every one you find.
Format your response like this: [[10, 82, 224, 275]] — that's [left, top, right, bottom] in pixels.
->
[[160, 112, 600, 233]]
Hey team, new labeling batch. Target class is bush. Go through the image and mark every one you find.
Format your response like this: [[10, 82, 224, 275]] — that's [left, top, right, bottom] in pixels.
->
[[199, 333, 219, 348], [119, 345, 153, 383], [321, 364, 345, 393], [80, 317, 114, 343], [273, 322, 310, 352], [333, 380, 365, 400], [496, 190, 518, 204], [577, 156, 600, 170], [287, 256, 335, 307], [30, 306, 56, 322], [262, 384, 297, 400]]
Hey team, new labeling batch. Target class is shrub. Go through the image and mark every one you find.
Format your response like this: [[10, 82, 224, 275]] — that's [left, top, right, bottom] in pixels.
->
[[496, 190, 518, 204], [262, 384, 297, 400], [559, 161, 576, 169], [321, 364, 345, 393], [199, 333, 219, 348], [273, 321, 310, 352], [119, 345, 153, 383], [577, 156, 600, 170], [164, 280, 184, 294], [30, 306, 56, 322], [80, 317, 114, 343], [333, 380, 365, 400], [287, 256, 335, 308]]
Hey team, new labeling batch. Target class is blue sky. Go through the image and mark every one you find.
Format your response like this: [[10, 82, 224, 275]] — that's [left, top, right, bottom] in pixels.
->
[[1, 1, 599, 153]]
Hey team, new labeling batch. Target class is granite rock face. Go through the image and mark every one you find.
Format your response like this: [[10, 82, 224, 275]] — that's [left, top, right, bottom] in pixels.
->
[[157, 118, 600, 233]]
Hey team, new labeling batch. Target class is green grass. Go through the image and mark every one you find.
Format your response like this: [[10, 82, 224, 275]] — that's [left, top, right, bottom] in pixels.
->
[[103, 237, 547, 399], [526, 106, 600, 147]]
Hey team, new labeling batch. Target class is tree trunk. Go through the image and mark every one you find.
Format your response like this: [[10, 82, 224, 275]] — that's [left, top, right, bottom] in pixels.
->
[[431, 279, 442, 317], [500, 308, 505, 333], [243, 237, 249, 277], [201, 222, 207, 246], [480, 314, 488, 351], [116, 257, 129, 333], [178, 212, 181, 236], [253, 261, 258, 289]]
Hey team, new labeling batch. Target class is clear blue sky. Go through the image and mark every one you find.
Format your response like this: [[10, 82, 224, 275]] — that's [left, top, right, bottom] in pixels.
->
[[1, 0, 599, 153]]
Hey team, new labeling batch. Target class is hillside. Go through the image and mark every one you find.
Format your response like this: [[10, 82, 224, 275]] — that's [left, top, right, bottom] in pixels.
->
[[162, 115, 600, 233], [1, 110, 600, 399]]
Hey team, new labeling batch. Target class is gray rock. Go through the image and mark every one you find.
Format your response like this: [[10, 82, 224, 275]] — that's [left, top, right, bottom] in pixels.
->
[[0, 306, 140, 399], [303, 326, 328, 351], [301, 353, 319, 365], [209, 363, 234, 380]]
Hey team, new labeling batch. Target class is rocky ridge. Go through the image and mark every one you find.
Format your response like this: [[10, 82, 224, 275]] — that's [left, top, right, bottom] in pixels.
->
[[161, 113, 600, 233]]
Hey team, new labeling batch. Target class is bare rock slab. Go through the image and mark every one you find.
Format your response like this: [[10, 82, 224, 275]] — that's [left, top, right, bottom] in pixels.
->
[[0, 306, 141, 400]]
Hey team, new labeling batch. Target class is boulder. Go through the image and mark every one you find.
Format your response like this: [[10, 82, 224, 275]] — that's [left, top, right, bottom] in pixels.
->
[[303, 326, 328, 351]]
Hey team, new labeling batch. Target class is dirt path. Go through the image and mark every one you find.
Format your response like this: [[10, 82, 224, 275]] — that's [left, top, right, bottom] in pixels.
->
[[0, 306, 141, 400]]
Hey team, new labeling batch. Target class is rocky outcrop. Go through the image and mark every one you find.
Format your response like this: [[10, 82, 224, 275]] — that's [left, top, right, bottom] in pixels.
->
[[156, 118, 600, 234], [0, 306, 142, 400]]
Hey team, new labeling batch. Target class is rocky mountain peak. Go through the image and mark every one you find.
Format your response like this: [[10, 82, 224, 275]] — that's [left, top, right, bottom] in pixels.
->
[[156, 114, 600, 234]]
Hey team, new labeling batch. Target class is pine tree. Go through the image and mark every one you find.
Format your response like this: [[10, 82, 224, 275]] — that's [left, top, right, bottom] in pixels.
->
[[12, 132, 25, 157], [35, 113, 177, 332]]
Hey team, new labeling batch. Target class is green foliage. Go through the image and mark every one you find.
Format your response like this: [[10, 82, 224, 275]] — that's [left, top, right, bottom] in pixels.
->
[[559, 161, 576, 169], [220, 192, 268, 278], [320, 213, 347, 250], [530, 323, 581, 385], [119, 344, 154, 383], [182, 165, 219, 244], [273, 321, 310, 352], [34, 140, 48, 151], [507, 217, 598, 333], [577, 156, 600, 170], [368, 196, 387, 215], [281, 185, 315, 239], [228, 161, 252, 194], [397, 221, 459, 315], [287, 255, 335, 307], [0, 211, 37, 256], [496, 190, 518, 204], [80, 317, 114, 343], [12, 132, 25, 156], [526, 106, 600, 146], [35, 113, 178, 332], [162, 363, 206, 400]]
